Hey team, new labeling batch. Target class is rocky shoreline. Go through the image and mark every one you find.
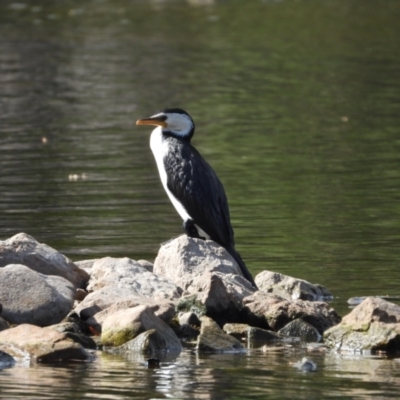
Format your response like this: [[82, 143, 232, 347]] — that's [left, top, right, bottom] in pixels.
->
[[1, 233, 399, 369]]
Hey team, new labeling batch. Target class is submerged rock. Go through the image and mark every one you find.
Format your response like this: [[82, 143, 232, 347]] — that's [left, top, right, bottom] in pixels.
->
[[324, 297, 400, 352], [154, 235, 256, 323], [0, 324, 92, 362], [293, 357, 317, 372], [197, 316, 243, 353], [0, 233, 89, 288], [255, 271, 333, 301], [0, 264, 75, 326], [242, 292, 340, 334]]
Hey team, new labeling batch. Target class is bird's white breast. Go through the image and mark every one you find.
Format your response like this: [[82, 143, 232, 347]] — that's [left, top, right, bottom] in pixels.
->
[[150, 127, 191, 222]]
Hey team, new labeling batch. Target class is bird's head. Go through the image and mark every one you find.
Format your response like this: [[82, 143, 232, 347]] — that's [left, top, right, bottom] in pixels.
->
[[136, 108, 195, 141]]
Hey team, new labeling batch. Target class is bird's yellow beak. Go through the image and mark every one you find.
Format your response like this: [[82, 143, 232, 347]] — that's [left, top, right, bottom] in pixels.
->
[[136, 118, 168, 128]]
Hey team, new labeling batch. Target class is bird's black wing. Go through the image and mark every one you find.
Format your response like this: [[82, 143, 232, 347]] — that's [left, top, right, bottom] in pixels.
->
[[164, 138, 234, 248]]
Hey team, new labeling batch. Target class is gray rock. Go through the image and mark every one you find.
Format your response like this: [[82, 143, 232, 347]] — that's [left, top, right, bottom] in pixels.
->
[[154, 236, 256, 322], [197, 316, 244, 353], [74, 259, 97, 274], [87, 257, 182, 300], [324, 297, 400, 352], [177, 311, 201, 339], [178, 312, 201, 328], [137, 259, 154, 272], [0, 350, 15, 369], [101, 305, 182, 352], [0, 233, 89, 288], [242, 292, 340, 334], [0, 264, 75, 326], [118, 329, 171, 353], [278, 318, 322, 342], [0, 324, 92, 362], [293, 357, 317, 372], [255, 271, 333, 301], [0, 317, 9, 332]]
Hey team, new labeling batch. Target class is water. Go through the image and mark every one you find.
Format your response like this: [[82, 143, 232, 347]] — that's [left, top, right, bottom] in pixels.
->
[[1, 0, 400, 398]]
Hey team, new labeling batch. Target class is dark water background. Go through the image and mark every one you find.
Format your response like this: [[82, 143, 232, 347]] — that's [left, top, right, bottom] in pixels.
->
[[1, 0, 400, 398]]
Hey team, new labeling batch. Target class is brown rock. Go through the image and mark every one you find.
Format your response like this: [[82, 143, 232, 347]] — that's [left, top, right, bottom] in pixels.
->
[[0, 324, 92, 362], [197, 316, 243, 352], [223, 323, 282, 343], [324, 297, 400, 352], [242, 292, 340, 334]]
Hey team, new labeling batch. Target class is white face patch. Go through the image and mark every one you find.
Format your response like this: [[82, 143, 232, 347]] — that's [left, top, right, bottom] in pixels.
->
[[150, 112, 193, 138]]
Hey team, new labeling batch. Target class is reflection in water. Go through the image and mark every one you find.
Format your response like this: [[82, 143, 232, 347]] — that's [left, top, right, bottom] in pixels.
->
[[2, 349, 400, 399], [1, 0, 400, 398]]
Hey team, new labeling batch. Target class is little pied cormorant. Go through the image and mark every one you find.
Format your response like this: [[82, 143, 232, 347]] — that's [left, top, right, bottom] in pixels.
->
[[136, 108, 257, 289]]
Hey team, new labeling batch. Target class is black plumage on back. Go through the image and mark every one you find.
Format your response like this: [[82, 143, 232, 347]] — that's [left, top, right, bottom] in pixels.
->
[[163, 135, 234, 248]]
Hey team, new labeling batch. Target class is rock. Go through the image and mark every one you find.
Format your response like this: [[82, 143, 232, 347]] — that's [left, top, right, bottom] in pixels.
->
[[74, 259, 97, 274], [75, 288, 88, 301], [0, 317, 9, 332], [178, 323, 200, 340], [118, 329, 172, 353], [241, 292, 340, 334], [196, 316, 244, 353], [137, 259, 154, 272], [223, 323, 282, 344], [0, 264, 75, 326], [293, 357, 317, 372], [177, 311, 201, 339], [101, 305, 182, 352], [178, 312, 201, 327], [0, 324, 92, 362], [0, 350, 15, 369], [255, 271, 333, 301], [75, 286, 175, 332], [48, 322, 97, 349], [278, 318, 322, 342], [0, 233, 89, 288], [0, 343, 30, 360], [324, 297, 400, 352], [347, 295, 400, 306], [154, 236, 256, 322], [87, 257, 181, 300]]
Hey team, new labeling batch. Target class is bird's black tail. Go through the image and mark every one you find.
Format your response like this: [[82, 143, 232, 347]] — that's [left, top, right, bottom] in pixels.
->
[[226, 246, 258, 290]]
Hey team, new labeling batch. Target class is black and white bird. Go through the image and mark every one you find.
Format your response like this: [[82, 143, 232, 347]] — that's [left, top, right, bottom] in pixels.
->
[[136, 108, 257, 289]]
